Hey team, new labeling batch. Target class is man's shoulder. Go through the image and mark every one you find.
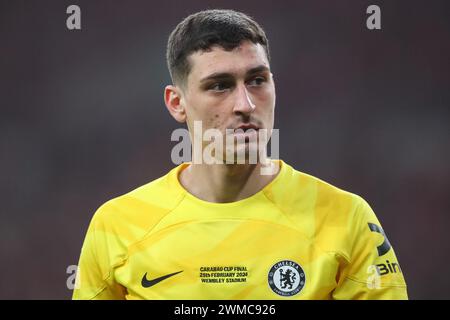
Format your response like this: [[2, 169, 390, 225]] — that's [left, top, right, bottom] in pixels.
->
[[91, 166, 185, 230], [274, 162, 375, 256], [271, 161, 364, 211]]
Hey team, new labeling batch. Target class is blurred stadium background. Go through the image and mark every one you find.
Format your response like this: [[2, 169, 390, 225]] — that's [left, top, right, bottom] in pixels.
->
[[0, 0, 449, 299]]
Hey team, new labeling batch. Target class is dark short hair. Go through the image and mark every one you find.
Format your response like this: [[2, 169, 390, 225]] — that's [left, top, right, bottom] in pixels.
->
[[166, 9, 270, 87]]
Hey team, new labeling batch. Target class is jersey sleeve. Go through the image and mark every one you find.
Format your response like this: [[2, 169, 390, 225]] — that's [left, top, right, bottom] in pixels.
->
[[72, 204, 127, 300], [332, 196, 408, 300]]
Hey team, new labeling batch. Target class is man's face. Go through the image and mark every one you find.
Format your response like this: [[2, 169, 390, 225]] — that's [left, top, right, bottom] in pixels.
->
[[180, 40, 276, 162]]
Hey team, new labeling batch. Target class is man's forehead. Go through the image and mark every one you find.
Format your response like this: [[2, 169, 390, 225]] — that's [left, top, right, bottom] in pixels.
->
[[188, 42, 269, 80]]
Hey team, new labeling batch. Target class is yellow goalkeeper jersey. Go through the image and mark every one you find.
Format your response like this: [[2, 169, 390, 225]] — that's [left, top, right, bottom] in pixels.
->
[[73, 160, 407, 300]]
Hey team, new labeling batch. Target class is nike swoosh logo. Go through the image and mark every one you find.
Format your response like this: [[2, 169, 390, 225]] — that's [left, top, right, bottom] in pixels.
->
[[141, 270, 183, 288]]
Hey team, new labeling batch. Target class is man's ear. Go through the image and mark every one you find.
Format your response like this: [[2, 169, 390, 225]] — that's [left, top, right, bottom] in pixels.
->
[[164, 85, 186, 123]]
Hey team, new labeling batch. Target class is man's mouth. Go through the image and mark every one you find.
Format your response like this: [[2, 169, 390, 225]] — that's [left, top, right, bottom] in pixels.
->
[[228, 125, 260, 144], [233, 124, 260, 133]]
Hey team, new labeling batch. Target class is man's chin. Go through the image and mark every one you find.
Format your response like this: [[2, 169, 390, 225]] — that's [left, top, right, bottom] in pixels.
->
[[223, 143, 265, 164]]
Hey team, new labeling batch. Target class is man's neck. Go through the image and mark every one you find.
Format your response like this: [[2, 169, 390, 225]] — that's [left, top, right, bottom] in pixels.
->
[[178, 161, 279, 203]]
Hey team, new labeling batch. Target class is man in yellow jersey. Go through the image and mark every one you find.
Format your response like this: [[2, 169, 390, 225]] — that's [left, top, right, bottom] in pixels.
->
[[73, 9, 408, 300]]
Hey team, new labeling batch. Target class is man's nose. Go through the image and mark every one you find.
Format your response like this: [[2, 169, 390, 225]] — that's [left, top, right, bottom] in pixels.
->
[[233, 84, 256, 114]]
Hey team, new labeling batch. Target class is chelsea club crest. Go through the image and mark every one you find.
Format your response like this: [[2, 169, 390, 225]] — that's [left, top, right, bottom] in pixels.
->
[[268, 260, 306, 297]]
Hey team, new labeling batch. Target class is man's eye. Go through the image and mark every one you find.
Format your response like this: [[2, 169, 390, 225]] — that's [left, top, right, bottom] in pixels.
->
[[209, 82, 231, 91], [248, 77, 266, 86]]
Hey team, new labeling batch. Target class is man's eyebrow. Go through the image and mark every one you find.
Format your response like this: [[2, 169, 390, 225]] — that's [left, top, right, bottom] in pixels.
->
[[246, 65, 270, 75], [199, 65, 270, 83]]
